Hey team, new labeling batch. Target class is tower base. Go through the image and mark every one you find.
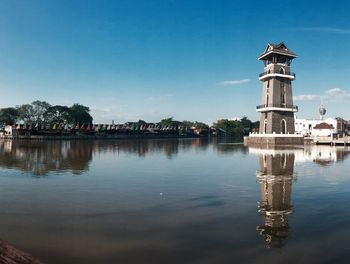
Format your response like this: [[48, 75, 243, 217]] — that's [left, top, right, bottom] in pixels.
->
[[244, 134, 304, 147]]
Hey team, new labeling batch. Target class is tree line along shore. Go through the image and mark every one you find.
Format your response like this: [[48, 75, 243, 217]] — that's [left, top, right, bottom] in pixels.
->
[[0, 101, 259, 138]]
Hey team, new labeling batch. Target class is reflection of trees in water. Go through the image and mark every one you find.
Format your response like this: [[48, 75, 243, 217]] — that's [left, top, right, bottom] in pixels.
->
[[91, 138, 245, 158], [0, 139, 212, 175], [212, 138, 247, 155], [0, 138, 244, 176], [0, 140, 92, 176], [91, 138, 212, 159], [256, 153, 295, 248], [91, 139, 180, 159], [214, 143, 247, 154]]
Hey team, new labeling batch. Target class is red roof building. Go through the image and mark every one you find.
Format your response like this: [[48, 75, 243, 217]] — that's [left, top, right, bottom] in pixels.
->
[[313, 122, 334, 130]]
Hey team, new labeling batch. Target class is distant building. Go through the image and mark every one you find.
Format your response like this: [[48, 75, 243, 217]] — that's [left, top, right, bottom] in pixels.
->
[[295, 117, 348, 137], [295, 104, 348, 137], [313, 122, 335, 137], [295, 117, 337, 137], [336, 117, 348, 136], [210, 127, 227, 137], [4, 125, 13, 136]]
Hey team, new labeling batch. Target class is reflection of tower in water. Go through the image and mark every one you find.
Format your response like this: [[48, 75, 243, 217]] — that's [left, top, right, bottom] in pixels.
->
[[256, 152, 295, 248]]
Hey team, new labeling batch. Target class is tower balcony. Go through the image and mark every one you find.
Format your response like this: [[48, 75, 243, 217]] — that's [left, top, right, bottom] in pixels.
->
[[259, 70, 295, 81], [256, 104, 298, 112]]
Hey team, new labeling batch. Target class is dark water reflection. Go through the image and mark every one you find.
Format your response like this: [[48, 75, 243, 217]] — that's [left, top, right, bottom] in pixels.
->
[[0, 139, 350, 263], [256, 152, 295, 248], [0, 140, 93, 175], [0, 138, 246, 175]]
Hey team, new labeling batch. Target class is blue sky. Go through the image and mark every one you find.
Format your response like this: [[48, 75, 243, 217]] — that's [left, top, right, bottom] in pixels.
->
[[0, 0, 350, 124]]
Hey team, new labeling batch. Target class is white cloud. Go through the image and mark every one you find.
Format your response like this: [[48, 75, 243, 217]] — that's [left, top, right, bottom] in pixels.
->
[[293, 94, 320, 102], [298, 27, 350, 34], [324, 88, 350, 99], [294, 88, 350, 102], [217, 79, 250, 86]]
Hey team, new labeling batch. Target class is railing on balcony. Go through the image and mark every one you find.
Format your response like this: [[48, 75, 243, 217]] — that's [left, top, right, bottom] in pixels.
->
[[256, 104, 298, 111], [259, 70, 296, 78]]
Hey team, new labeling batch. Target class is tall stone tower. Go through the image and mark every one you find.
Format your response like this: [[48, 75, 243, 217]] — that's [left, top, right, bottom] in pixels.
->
[[257, 43, 298, 134]]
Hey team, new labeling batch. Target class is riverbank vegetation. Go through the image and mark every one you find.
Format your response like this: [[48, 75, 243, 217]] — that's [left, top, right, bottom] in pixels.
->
[[0, 101, 92, 126], [213, 117, 260, 137], [0, 102, 258, 138]]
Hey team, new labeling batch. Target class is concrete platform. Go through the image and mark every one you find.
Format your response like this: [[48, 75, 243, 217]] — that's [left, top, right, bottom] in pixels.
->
[[313, 138, 350, 146], [244, 134, 304, 147]]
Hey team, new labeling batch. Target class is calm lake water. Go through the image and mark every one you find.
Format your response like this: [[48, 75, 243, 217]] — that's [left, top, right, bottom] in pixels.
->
[[1, 138, 350, 264]]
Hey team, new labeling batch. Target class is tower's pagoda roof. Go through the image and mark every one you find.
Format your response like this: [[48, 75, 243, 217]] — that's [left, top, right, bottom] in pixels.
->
[[258, 42, 297, 60]]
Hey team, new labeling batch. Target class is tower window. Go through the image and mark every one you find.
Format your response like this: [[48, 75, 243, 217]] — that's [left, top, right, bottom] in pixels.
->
[[281, 119, 287, 134], [266, 81, 269, 106], [280, 81, 286, 105]]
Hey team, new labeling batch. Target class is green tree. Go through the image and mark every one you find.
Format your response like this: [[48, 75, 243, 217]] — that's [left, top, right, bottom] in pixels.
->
[[240, 116, 252, 129], [17, 104, 35, 123], [160, 117, 174, 126], [182, 120, 194, 128], [138, 120, 146, 125], [214, 119, 244, 137], [193, 121, 209, 129], [252, 121, 260, 130], [32, 100, 52, 123], [0, 107, 20, 125], [69, 104, 93, 125], [160, 117, 181, 127], [44, 105, 72, 125]]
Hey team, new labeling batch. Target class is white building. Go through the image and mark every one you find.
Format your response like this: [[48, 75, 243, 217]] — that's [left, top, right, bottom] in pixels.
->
[[0, 125, 13, 138], [294, 117, 337, 137]]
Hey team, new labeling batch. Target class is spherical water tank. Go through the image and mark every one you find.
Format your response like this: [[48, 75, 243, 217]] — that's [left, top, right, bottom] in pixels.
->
[[319, 105, 326, 117]]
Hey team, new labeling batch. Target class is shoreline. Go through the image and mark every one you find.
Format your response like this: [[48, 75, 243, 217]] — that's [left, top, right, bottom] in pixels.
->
[[0, 134, 207, 141]]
